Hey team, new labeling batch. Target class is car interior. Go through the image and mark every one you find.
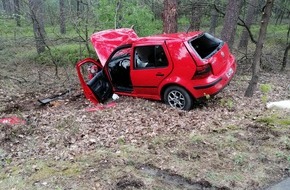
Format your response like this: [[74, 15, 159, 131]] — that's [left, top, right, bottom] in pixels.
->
[[108, 53, 133, 91], [87, 45, 170, 96], [190, 33, 223, 59], [135, 45, 168, 68]]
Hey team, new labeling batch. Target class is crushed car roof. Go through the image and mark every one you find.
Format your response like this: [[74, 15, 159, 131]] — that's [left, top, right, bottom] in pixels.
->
[[90, 28, 202, 66], [91, 28, 138, 66]]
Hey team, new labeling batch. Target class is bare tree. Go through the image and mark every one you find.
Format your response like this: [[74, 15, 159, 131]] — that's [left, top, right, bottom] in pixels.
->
[[1, 0, 6, 11], [238, 0, 258, 49], [28, 0, 46, 54], [14, 0, 20, 26], [281, 44, 290, 71], [209, 0, 220, 35], [60, 0, 66, 34], [281, 21, 290, 71], [188, 2, 206, 31], [163, 0, 178, 33], [114, 0, 123, 29], [2, 0, 13, 15], [245, 0, 275, 97], [220, 0, 243, 49]]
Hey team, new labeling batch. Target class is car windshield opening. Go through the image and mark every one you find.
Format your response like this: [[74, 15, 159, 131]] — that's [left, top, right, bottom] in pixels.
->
[[189, 33, 223, 59]]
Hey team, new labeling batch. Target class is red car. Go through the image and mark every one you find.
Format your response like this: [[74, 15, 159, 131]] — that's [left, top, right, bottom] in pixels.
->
[[76, 28, 236, 110]]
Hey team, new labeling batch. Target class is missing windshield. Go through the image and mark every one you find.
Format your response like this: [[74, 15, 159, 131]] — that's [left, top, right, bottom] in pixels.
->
[[189, 33, 223, 59]]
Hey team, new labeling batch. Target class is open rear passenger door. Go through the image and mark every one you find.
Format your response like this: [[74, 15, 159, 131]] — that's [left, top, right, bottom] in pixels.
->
[[76, 58, 113, 104]]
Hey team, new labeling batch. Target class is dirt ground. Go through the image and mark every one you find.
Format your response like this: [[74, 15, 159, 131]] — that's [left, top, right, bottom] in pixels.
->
[[0, 60, 290, 190]]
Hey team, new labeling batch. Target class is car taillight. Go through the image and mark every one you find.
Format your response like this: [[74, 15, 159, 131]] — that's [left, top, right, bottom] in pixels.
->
[[192, 64, 212, 79]]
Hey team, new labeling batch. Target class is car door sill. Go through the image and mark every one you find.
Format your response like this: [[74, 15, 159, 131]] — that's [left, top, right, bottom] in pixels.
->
[[115, 86, 133, 92]]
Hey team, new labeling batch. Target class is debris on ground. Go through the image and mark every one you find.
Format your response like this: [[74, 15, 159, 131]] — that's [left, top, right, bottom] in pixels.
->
[[0, 116, 26, 125], [267, 100, 290, 109], [38, 90, 69, 105], [85, 102, 117, 112]]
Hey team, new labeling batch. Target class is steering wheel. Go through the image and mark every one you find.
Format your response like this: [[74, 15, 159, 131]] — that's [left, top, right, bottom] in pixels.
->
[[120, 59, 130, 69]]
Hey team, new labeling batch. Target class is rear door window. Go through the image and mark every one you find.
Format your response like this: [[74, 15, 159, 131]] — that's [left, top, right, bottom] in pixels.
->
[[134, 45, 168, 69]]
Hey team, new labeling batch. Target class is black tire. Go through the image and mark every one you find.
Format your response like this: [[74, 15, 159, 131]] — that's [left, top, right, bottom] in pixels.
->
[[164, 86, 193, 110]]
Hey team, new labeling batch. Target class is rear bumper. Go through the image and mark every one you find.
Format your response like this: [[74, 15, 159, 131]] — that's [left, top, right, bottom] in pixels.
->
[[193, 78, 222, 90], [191, 61, 236, 98]]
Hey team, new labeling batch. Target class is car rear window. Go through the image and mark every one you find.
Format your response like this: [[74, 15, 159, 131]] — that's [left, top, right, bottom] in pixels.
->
[[189, 33, 223, 59]]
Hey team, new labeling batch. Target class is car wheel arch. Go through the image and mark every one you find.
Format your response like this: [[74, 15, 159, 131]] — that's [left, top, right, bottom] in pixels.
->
[[160, 83, 195, 102], [162, 84, 195, 110]]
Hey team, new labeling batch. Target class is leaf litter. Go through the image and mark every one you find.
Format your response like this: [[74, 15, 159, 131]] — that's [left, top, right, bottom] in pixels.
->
[[0, 62, 290, 189]]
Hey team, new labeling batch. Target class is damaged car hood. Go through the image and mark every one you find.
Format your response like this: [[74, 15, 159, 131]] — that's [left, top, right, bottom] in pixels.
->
[[90, 28, 138, 66]]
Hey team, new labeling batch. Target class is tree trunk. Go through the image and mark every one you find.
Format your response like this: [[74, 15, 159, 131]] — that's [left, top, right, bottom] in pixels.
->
[[115, 0, 123, 29], [2, 0, 7, 12], [2, 0, 13, 15], [77, 0, 80, 16], [245, 0, 275, 97], [188, 2, 204, 31], [220, 0, 243, 49], [162, 0, 178, 33], [238, 0, 258, 49], [29, 0, 46, 54], [281, 44, 290, 71], [59, 0, 66, 34], [209, 0, 220, 35], [14, 0, 20, 26], [281, 20, 290, 71]]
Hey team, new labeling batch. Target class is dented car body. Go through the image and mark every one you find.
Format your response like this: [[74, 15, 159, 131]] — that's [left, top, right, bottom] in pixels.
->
[[76, 28, 237, 110]]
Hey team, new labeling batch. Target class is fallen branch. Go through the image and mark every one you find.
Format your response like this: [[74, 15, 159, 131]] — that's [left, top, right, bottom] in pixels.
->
[[0, 74, 27, 83]]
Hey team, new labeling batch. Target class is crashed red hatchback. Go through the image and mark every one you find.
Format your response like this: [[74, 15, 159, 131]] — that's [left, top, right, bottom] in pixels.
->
[[76, 28, 236, 110]]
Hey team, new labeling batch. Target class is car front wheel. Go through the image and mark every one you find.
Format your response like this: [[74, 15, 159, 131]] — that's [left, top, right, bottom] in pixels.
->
[[164, 86, 193, 110]]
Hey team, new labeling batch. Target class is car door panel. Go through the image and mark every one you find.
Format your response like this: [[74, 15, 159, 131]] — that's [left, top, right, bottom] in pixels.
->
[[130, 44, 173, 97], [87, 71, 113, 103], [76, 58, 112, 104]]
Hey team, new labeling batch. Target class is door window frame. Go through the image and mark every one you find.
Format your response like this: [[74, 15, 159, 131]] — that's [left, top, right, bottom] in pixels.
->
[[133, 45, 169, 70]]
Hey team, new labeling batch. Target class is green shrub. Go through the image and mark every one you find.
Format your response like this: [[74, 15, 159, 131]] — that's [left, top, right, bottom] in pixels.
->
[[260, 83, 272, 104], [35, 44, 97, 66]]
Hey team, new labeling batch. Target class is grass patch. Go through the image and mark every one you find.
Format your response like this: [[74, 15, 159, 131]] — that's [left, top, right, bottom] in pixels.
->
[[220, 97, 234, 109], [0, 156, 96, 189], [257, 114, 290, 126]]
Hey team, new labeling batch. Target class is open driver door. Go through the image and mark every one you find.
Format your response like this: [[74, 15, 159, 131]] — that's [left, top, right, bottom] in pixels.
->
[[76, 58, 113, 104]]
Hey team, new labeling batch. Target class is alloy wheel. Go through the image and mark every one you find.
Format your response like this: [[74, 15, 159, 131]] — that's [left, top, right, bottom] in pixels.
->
[[167, 90, 185, 109]]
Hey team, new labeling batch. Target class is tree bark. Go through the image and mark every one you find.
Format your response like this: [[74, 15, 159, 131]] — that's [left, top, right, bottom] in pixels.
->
[[209, 0, 220, 35], [114, 0, 123, 29], [2, 0, 13, 15], [281, 44, 290, 71], [281, 21, 290, 71], [188, 2, 205, 31], [238, 0, 258, 49], [220, 0, 243, 49], [59, 0, 66, 34], [29, 0, 46, 54], [2, 0, 7, 12], [163, 0, 178, 33], [2, 0, 6, 11], [77, 0, 81, 17], [245, 0, 275, 97], [14, 0, 20, 26]]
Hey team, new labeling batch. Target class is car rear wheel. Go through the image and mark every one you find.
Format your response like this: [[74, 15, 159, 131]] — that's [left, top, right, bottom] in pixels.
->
[[164, 86, 193, 110]]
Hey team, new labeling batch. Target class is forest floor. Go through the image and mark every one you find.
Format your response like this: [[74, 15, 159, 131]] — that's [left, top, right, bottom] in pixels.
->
[[0, 58, 290, 190]]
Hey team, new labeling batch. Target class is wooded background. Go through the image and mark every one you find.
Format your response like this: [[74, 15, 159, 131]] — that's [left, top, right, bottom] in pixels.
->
[[0, 0, 289, 96], [1, 2, 290, 189]]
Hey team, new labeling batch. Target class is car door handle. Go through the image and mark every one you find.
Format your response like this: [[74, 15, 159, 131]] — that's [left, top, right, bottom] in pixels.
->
[[156, 73, 164, 76]]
